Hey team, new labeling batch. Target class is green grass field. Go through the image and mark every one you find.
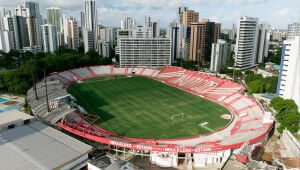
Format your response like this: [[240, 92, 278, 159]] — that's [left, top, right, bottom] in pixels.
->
[[67, 76, 231, 139]]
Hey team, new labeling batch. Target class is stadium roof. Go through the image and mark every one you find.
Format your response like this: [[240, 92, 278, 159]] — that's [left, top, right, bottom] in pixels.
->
[[0, 110, 92, 170]]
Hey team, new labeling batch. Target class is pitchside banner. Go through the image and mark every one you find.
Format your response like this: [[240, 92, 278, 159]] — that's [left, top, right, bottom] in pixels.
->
[[58, 122, 270, 153]]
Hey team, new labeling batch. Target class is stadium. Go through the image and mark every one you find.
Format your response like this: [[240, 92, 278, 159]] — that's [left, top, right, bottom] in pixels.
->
[[27, 65, 273, 168]]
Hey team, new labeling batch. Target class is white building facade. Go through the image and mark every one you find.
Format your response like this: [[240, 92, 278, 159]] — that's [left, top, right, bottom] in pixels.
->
[[210, 39, 230, 72], [276, 36, 300, 111], [235, 16, 259, 70], [287, 23, 300, 40], [64, 17, 79, 50], [119, 38, 171, 68], [257, 22, 270, 63], [41, 24, 58, 53], [83, 0, 97, 52]]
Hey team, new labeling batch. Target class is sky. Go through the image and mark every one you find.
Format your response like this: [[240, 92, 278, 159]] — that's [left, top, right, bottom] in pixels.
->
[[0, 0, 299, 29]]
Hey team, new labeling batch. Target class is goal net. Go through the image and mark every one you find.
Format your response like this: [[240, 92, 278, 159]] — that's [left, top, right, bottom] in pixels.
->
[[171, 113, 184, 120]]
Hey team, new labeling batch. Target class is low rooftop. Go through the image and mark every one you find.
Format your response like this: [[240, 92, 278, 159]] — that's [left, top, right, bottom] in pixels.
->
[[0, 110, 92, 170]]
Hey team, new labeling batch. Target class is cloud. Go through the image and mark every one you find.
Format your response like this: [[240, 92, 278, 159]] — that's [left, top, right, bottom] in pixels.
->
[[226, 0, 269, 3], [0, 0, 298, 29]]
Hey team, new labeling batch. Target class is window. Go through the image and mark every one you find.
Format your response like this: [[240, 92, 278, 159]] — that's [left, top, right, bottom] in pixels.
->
[[8, 124, 15, 129]]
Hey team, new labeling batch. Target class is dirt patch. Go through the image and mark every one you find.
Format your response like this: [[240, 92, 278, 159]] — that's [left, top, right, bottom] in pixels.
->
[[3, 101, 18, 105], [282, 157, 300, 168]]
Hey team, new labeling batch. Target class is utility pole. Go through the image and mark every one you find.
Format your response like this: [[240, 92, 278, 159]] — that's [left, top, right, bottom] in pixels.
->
[[44, 68, 50, 112]]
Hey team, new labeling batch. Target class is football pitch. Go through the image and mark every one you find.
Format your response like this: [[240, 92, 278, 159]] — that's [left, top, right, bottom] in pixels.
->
[[67, 76, 231, 139]]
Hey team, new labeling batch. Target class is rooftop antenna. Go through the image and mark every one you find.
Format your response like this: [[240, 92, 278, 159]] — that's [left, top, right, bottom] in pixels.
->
[[44, 68, 50, 112]]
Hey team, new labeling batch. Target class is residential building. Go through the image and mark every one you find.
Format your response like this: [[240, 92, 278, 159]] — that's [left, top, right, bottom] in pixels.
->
[[99, 27, 114, 49], [121, 17, 136, 30], [0, 30, 14, 52], [41, 24, 58, 53], [189, 19, 221, 63], [13, 15, 30, 49], [97, 40, 110, 57], [277, 36, 300, 111], [256, 22, 270, 63], [171, 26, 179, 62], [210, 39, 230, 72], [287, 23, 300, 40], [176, 6, 188, 25], [234, 16, 259, 70], [46, 7, 63, 32], [80, 11, 85, 27], [47, 7, 63, 46], [119, 38, 171, 68], [82, 28, 94, 53], [229, 23, 236, 40], [272, 30, 282, 41], [64, 17, 79, 50], [2, 16, 16, 49], [2, 8, 12, 17], [183, 10, 199, 27], [83, 0, 97, 52], [23, 1, 42, 47]]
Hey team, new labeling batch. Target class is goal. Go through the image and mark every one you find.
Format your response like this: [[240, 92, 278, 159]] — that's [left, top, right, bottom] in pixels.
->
[[171, 113, 184, 120]]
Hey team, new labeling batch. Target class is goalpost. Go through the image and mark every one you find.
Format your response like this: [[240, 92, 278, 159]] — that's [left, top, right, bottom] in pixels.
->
[[171, 113, 184, 120]]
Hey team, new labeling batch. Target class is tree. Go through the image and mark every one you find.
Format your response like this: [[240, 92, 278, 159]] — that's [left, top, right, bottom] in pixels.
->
[[245, 70, 254, 76], [248, 80, 264, 93], [271, 97, 300, 134], [234, 70, 242, 77], [258, 63, 266, 69]]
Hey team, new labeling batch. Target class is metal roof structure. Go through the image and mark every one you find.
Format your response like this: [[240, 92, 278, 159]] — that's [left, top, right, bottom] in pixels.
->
[[0, 110, 92, 170]]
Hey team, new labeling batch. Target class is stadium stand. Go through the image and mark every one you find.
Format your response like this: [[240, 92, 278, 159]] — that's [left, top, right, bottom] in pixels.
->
[[27, 65, 272, 157]]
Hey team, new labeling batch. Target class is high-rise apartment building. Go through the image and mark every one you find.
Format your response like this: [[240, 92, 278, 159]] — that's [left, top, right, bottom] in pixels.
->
[[176, 6, 188, 25], [229, 23, 236, 40], [0, 30, 14, 53], [41, 24, 58, 53], [99, 27, 114, 49], [46, 7, 63, 32], [13, 16, 30, 49], [83, 0, 97, 52], [210, 39, 230, 72], [256, 22, 270, 63], [23, 1, 42, 48], [119, 38, 171, 68], [189, 19, 221, 63], [183, 10, 199, 27], [277, 36, 300, 111], [272, 30, 282, 41], [64, 17, 79, 50], [287, 23, 300, 40], [234, 16, 259, 70], [80, 11, 85, 27], [121, 17, 136, 30]]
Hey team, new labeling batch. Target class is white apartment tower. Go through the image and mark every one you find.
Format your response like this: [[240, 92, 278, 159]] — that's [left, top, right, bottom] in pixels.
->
[[119, 38, 171, 68], [229, 23, 236, 40], [210, 39, 230, 72], [83, 0, 97, 52], [121, 17, 136, 30], [235, 16, 259, 70], [0, 30, 14, 53], [64, 17, 79, 50], [277, 36, 300, 111], [256, 22, 270, 63], [41, 24, 58, 53], [176, 6, 188, 25], [287, 23, 300, 40]]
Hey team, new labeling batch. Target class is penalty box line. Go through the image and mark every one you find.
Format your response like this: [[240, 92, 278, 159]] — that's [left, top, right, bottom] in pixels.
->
[[198, 124, 215, 133]]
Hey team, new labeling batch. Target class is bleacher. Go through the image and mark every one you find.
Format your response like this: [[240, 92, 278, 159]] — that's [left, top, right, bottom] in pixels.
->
[[27, 65, 272, 153], [72, 67, 92, 79], [90, 65, 111, 75]]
